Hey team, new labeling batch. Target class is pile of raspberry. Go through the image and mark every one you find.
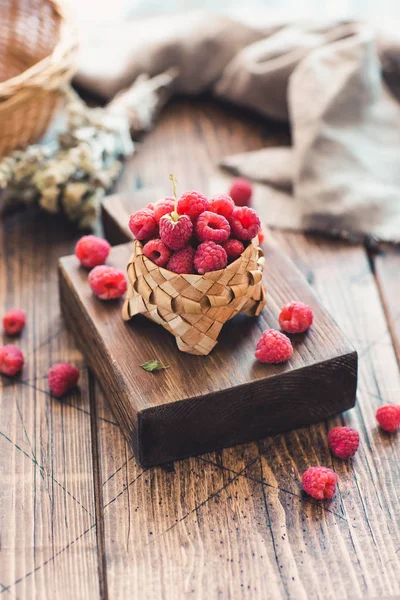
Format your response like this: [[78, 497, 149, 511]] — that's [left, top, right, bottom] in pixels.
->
[[128, 190, 262, 275]]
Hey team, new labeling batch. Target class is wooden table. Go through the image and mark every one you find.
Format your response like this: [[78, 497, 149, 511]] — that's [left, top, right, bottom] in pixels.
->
[[1, 96, 399, 600]]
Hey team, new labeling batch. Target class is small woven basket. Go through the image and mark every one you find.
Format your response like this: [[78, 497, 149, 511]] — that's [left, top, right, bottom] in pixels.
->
[[122, 237, 266, 356], [0, 0, 78, 158]]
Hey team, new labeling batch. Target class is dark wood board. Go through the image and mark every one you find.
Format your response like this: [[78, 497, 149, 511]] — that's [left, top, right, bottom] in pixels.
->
[[58, 197, 357, 466]]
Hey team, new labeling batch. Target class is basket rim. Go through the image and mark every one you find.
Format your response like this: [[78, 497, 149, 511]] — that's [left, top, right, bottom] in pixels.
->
[[0, 0, 78, 100]]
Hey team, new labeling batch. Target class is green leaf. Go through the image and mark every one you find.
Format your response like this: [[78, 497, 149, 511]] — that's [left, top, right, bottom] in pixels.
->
[[140, 360, 169, 373]]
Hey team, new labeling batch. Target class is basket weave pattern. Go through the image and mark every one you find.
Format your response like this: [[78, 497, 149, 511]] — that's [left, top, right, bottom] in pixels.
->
[[122, 237, 266, 356], [0, 0, 78, 157]]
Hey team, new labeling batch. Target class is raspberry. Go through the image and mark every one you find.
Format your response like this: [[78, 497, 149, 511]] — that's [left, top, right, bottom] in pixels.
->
[[0, 345, 24, 376], [195, 211, 231, 243], [167, 246, 195, 274], [229, 178, 253, 206], [3, 309, 26, 335], [376, 405, 400, 432], [143, 238, 171, 267], [328, 427, 360, 459], [302, 467, 338, 500], [194, 241, 227, 274], [222, 238, 244, 262], [75, 235, 111, 268], [177, 191, 208, 221], [279, 301, 313, 334], [129, 208, 158, 241], [255, 329, 293, 363], [258, 226, 265, 244], [88, 265, 127, 300], [208, 194, 235, 218], [159, 213, 193, 250], [154, 197, 175, 222], [229, 206, 261, 241], [48, 363, 80, 397]]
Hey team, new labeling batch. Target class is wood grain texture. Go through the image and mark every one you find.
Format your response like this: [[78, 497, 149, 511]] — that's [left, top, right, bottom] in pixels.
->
[[91, 97, 399, 598], [0, 210, 100, 599], [373, 245, 400, 366], [59, 207, 357, 465]]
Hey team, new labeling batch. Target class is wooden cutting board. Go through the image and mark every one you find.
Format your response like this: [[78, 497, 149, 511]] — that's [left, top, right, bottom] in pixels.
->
[[58, 195, 357, 466]]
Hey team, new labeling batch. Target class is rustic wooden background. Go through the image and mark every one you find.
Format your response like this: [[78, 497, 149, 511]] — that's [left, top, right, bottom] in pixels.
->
[[0, 96, 399, 599]]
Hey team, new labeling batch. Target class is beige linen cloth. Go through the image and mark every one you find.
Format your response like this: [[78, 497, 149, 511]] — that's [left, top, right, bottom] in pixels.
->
[[76, 13, 400, 243]]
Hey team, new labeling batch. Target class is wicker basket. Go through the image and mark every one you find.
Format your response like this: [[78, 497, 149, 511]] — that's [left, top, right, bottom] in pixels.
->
[[122, 237, 266, 356], [0, 0, 78, 158]]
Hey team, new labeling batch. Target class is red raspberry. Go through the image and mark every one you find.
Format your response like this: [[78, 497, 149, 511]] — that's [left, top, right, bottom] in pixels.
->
[[229, 178, 253, 206], [154, 197, 175, 222], [167, 246, 195, 274], [302, 467, 338, 500], [177, 191, 209, 221], [328, 427, 360, 459], [376, 405, 400, 432], [129, 208, 158, 241], [255, 329, 293, 363], [88, 265, 127, 300], [3, 309, 26, 335], [146, 203, 156, 211], [208, 194, 235, 218], [159, 213, 193, 250], [194, 241, 227, 274], [0, 345, 24, 376], [279, 301, 313, 334], [48, 363, 80, 397], [143, 238, 171, 267], [75, 235, 111, 268], [258, 226, 265, 244], [195, 211, 231, 243], [222, 238, 244, 262], [229, 206, 261, 241]]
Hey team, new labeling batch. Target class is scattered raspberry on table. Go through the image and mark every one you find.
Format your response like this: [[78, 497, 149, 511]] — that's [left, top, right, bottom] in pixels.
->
[[255, 329, 293, 363], [194, 241, 228, 274], [376, 405, 400, 432], [302, 466, 338, 500], [229, 178, 253, 206], [0, 344, 24, 376], [3, 309, 26, 335], [75, 235, 111, 268], [328, 426, 360, 459], [89, 265, 127, 300], [143, 238, 171, 267], [279, 301, 313, 334], [195, 211, 231, 243], [48, 363, 80, 397]]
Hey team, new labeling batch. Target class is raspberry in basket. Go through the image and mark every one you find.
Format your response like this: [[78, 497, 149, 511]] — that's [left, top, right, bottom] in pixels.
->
[[222, 238, 244, 262], [177, 190, 208, 221], [143, 238, 171, 267], [229, 206, 261, 240], [48, 363, 80, 397], [279, 301, 313, 334], [75, 235, 111, 268], [89, 265, 127, 300], [0, 344, 24, 376], [129, 208, 158, 241], [376, 405, 400, 432], [3, 309, 26, 335], [229, 178, 253, 206], [167, 246, 195, 274], [154, 197, 175, 222], [208, 194, 235, 218], [255, 329, 293, 363], [328, 426, 360, 459], [194, 241, 227, 274], [302, 466, 338, 500], [195, 211, 231, 243], [160, 213, 193, 250]]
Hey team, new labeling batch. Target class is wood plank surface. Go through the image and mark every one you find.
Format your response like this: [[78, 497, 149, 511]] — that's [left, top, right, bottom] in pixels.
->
[[88, 97, 400, 598], [0, 210, 100, 599], [59, 220, 356, 465], [373, 245, 400, 366]]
